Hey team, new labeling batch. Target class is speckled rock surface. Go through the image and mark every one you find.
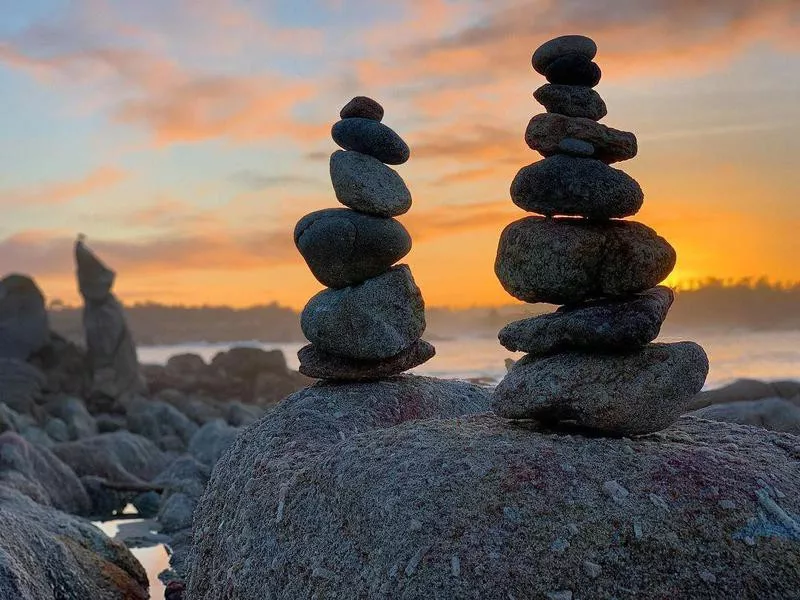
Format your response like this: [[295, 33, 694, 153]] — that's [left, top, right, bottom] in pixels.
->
[[499, 287, 674, 355], [534, 84, 607, 120], [186, 404, 800, 600], [493, 342, 709, 434], [332, 118, 410, 165], [301, 265, 426, 360], [294, 208, 411, 288], [495, 217, 676, 305], [298, 339, 435, 380], [329, 150, 412, 217], [511, 155, 643, 218], [532, 35, 597, 74], [526, 113, 637, 164], [340, 96, 384, 122]]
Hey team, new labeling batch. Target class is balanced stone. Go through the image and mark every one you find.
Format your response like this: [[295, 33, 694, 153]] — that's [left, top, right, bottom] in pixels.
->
[[499, 286, 674, 355], [511, 155, 643, 219], [0, 275, 49, 360], [298, 340, 435, 381], [340, 96, 384, 122], [533, 84, 607, 120], [526, 113, 637, 164], [532, 35, 597, 75], [330, 150, 412, 217], [558, 138, 595, 157], [492, 342, 709, 435], [332, 118, 410, 165], [495, 217, 676, 305], [301, 265, 425, 360], [294, 208, 411, 289], [545, 54, 601, 87]]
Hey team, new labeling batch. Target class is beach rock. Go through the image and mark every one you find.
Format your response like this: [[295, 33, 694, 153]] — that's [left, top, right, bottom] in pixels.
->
[[332, 118, 410, 165], [500, 287, 674, 355], [532, 35, 597, 74], [29, 331, 89, 398], [44, 396, 98, 440], [159, 492, 197, 533], [295, 208, 411, 288], [493, 342, 709, 434], [301, 265, 426, 360], [340, 96, 384, 122], [166, 353, 208, 376], [692, 397, 800, 434], [186, 404, 800, 600], [0, 274, 49, 360], [0, 403, 25, 434], [153, 455, 210, 502], [533, 84, 607, 120], [545, 54, 602, 87], [688, 379, 800, 412], [511, 155, 643, 218], [0, 358, 45, 414], [557, 137, 595, 157], [0, 485, 149, 600], [526, 113, 638, 164], [126, 399, 198, 450], [298, 339, 435, 380], [210, 346, 287, 380], [495, 217, 676, 305], [188, 420, 239, 467], [330, 150, 412, 217], [225, 402, 265, 427]]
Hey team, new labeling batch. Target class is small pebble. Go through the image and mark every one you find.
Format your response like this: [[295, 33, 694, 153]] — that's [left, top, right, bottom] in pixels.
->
[[633, 519, 643, 540], [450, 555, 461, 577], [582, 560, 602, 579], [718, 499, 737, 510], [649, 493, 670, 511], [603, 480, 629, 503], [699, 570, 717, 584], [566, 523, 579, 536], [551, 538, 570, 553], [546, 592, 573, 600]]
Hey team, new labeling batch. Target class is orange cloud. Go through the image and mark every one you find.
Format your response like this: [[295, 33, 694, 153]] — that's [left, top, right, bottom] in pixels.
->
[[0, 166, 126, 206]]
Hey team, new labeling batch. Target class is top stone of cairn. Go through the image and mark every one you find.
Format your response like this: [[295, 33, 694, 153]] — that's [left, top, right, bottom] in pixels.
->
[[532, 35, 597, 75], [340, 96, 385, 122]]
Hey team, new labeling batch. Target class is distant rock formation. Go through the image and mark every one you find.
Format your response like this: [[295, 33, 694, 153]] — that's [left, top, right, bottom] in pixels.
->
[[75, 238, 146, 403], [0, 274, 50, 360]]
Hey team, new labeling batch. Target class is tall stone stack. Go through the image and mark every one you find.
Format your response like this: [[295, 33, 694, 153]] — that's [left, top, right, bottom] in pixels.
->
[[295, 96, 434, 380], [492, 36, 709, 436]]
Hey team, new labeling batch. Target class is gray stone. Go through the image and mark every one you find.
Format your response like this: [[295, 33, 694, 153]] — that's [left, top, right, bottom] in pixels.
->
[[692, 398, 800, 434], [332, 118, 410, 165], [545, 54, 601, 87], [166, 353, 207, 375], [688, 379, 800, 412], [558, 137, 595, 157], [0, 403, 25, 434], [582, 560, 602, 579], [340, 96, 384, 122], [298, 339, 435, 380], [133, 490, 160, 518], [511, 155, 643, 218], [126, 399, 199, 450], [295, 208, 411, 288], [330, 150, 412, 217], [188, 419, 239, 466], [0, 358, 45, 414], [532, 35, 597, 75], [499, 287, 674, 355], [158, 491, 197, 533], [526, 113, 638, 164], [492, 342, 709, 435], [495, 217, 676, 305], [186, 407, 800, 600], [301, 265, 426, 360], [534, 84, 607, 120], [45, 396, 97, 440], [153, 454, 210, 501], [210, 346, 287, 380], [0, 274, 49, 360]]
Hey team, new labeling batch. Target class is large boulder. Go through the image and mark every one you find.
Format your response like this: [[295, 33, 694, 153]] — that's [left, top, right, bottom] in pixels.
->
[[0, 358, 45, 414], [688, 379, 800, 411], [188, 420, 240, 467], [125, 399, 198, 451], [44, 396, 98, 440], [188, 411, 800, 599], [0, 274, 49, 360], [692, 398, 800, 434]]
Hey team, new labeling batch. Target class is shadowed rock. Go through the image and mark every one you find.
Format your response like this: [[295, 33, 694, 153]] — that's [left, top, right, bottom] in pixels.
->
[[545, 54, 602, 87], [532, 35, 597, 74], [330, 150, 412, 217], [692, 398, 800, 434], [298, 339, 435, 381], [0, 274, 49, 360], [534, 84, 607, 120], [526, 113, 637, 164], [340, 96, 384, 121], [0, 358, 45, 414], [332, 118, 410, 165]]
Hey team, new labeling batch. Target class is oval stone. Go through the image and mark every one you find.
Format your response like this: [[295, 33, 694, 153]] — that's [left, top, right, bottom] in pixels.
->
[[533, 84, 607, 121], [525, 113, 637, 164], [558, 138, 595, 157], [298, 339, 435, 381], [532, 35, 597, 75], [511, 155, 643, 219], [495, 217, 676, 305], [329, 150, 411, 217], [545, 54, 602, 87], [294, 208, 411, 289], [340, 96, 384, 122], [300, 265, 426, 360], [492, 342, 709, 435], [332, 118, 410, 165]]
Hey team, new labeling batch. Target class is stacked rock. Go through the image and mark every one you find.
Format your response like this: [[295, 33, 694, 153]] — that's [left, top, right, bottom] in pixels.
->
[[492, 36, 709, 436], [295, 96, 434, 381]]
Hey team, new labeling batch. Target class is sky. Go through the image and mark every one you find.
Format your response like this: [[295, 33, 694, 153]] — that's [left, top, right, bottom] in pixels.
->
[[0, 0, 799, 309]]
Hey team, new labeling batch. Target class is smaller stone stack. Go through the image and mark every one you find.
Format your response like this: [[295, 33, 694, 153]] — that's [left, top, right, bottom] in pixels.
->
[[295, 96, 434, 380], [492, 36, 709, 436]]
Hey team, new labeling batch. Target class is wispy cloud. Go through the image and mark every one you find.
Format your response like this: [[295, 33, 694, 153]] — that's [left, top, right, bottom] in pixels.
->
[[0, 166, 126, 207]]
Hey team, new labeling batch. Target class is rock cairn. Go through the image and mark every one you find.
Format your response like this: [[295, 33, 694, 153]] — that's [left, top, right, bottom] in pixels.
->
[[295, 96, 434, 380], [492, 35, 709, 435]]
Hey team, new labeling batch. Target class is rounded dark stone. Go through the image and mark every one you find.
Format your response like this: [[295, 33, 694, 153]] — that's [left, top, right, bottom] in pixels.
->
[[533, 84, 607, 120], [499, 287, 674, 355], [340, 96, 384, 122], [300, 265, 426, 361], [532, 35, 597, 75], [492, 342, 709, 435], [558, 138, 595, 157], [329, 150, 411, 217], [511, 155, 643, 219], [332, 118, 410, 165], [495, 217, 676, 305], [298, 340, 435, 381], [526, 113, 637, 164], [545, 54, 602, 87], [294, 208, 411, 289]]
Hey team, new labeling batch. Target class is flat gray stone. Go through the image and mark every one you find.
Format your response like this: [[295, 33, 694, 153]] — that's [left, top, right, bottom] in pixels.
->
[[492, 342, 709, 435], [0, 274, 49, 360], [330, 150, 411, 217], [511, 155, 643, 219], [495, 217, 676, 305], [301, 265, 425, 360], [294, 208, 411, 288], [332, 118, 410, 165], [534, 84, 607, 120], [532, 35, 597, 75], [558, 138, 595, 157], [500, 287, 674, 355], [545, 54, 601, 87], [298, 339, 435, 381], [526, 113, 637, 164], [340, 96, 384, 121]]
